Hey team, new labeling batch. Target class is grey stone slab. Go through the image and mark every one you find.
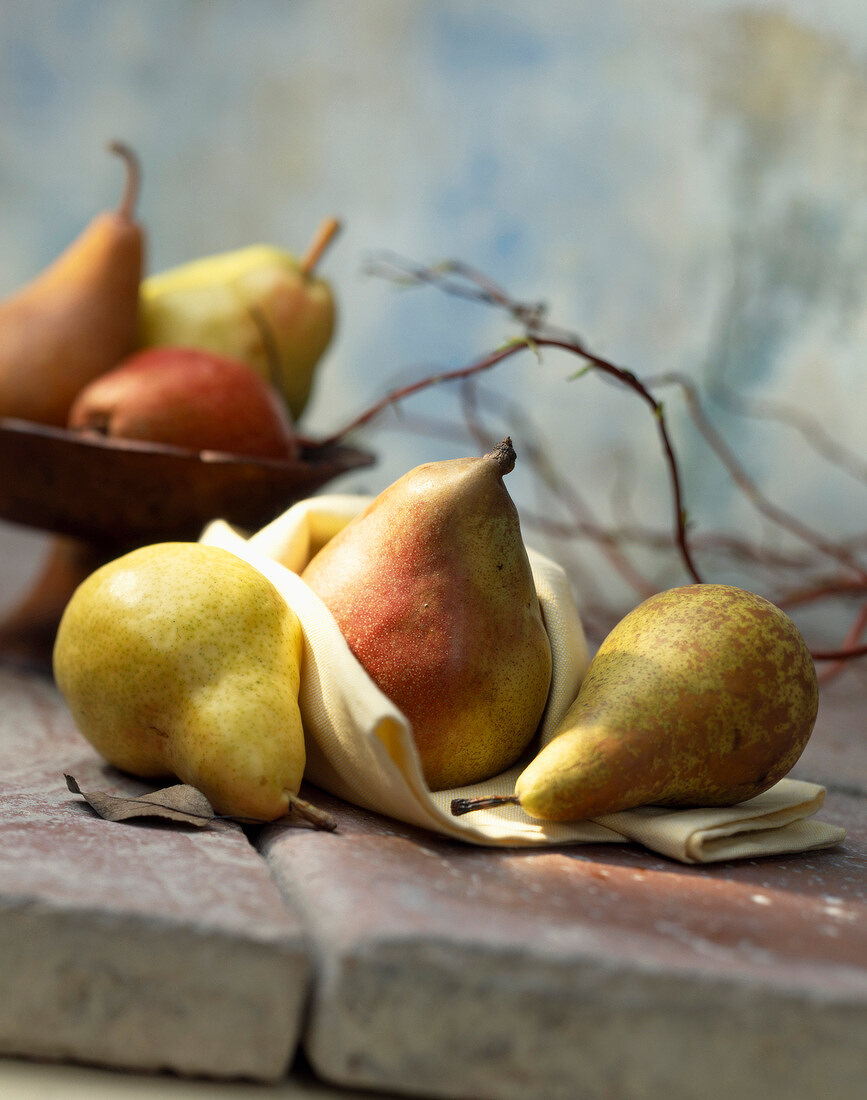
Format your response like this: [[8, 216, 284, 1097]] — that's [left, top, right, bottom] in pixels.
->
[[259, 685, 867, 1100], [0, 668, 311, 1083], [0, 1052, 395, 1098]]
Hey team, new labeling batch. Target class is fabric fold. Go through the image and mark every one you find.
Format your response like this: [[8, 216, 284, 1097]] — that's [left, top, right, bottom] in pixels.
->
[[199, 496, 845, 863]]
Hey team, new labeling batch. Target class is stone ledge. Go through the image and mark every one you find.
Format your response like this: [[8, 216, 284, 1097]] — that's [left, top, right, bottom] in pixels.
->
[[0, 669, 311, 1082], [306, 934, 866, 1100], [260, 785, 867, 1100], [2, 666, 866, 1095], [0, 901, 304, 1081]]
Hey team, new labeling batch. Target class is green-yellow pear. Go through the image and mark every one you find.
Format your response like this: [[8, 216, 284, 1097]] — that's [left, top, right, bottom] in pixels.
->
[[301, 438, 552, 790], [53, 542, 305, 821], [514, 584, 818, 821], [0, 143, 143, 425], [137, 217, 339, 421]]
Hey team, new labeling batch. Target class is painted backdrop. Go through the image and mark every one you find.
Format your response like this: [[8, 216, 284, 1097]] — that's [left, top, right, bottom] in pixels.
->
[[1, 0, 866, 648]]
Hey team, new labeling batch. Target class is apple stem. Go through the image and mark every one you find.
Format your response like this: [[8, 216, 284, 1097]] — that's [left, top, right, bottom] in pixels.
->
[[450, 794, 520, 816], [300, 216, 342, 276], [107, 140, 141, 221]]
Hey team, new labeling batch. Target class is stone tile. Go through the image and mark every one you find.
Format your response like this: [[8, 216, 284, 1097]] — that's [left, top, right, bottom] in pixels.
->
[[0, 668, 311, 1083], [3, 660, 866, 1097], [261, 731, 867, 1099], [0, 1052, 393, 1098]]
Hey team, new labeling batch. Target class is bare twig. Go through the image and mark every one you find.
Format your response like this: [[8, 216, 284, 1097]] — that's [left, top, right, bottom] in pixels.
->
[[350, 255, 867, 663], [320, 334, 702, 584], [648, 371, 867, 583]]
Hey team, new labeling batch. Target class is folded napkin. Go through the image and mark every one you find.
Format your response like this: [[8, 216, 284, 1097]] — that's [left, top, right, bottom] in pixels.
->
[[200, 496, 845, 864]]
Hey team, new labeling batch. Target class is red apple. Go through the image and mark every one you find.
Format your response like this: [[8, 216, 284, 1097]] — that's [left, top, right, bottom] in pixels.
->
[[67, 347, 299, 461]]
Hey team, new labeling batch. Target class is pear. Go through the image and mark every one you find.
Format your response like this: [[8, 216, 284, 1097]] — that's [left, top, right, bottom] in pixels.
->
[[0, 142, 144, 425], [514, 584, 818, 822], [301, 438, 553, 790], [53, 542, 306, 821], [68, 346, 300, 461], [137, 217, 340, 421]]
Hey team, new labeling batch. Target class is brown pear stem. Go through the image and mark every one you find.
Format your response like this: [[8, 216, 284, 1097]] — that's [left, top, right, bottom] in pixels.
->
[[450, 794, 519, 816], [107, 141, 141, 220], [300, 216, 342, 276], [216, 799, 338, 831], [285, 793, 339, 830], [486, 437, 516, 476]]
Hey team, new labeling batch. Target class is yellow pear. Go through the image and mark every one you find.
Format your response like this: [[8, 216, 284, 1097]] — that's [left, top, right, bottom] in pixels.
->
[[0, 142, 144, 425], [137, 217, 339, 420], [301, 439, 552, 790], [515, 584, 818, 821], [53, 542, 305, 821]]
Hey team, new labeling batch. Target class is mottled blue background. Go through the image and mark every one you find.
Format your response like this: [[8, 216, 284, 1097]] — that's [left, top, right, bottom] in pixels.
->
[[2, 0, 866, 641]]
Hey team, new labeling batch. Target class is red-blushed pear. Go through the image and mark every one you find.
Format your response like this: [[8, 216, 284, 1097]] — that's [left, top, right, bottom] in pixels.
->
[[0, 143, 143, 425], [67, 346, 299, 461], [301, 438, 552, 791]]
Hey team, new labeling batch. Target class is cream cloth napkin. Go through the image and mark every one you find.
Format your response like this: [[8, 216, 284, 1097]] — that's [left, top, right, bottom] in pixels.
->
[[200, 496, 845, 864]]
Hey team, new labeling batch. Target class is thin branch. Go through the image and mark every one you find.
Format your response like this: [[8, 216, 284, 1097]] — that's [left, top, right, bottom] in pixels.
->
[[812, 601, 867, 665], [364, 252, 547, 328], [358, 254, 867, 663], [648, 371, 867, 584], [715, 384, 867, 489], [320, 335, 702, 584], [459, 378, 658, 599]]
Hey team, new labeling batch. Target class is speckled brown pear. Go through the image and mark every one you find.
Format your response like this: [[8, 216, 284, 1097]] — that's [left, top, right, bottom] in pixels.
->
[[301, 439, 553, 790], [514, 584, 818, 822]]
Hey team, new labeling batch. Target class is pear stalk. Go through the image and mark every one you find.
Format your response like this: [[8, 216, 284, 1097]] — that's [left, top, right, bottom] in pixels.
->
[[487, 436, 516, 476], [451, 795, 518, 816], [107, 140, 141, 221], [300, 216, 341, 276], [284, 793, 338, 831]]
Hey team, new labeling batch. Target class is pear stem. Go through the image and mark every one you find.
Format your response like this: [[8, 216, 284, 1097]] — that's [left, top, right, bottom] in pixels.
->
[[450, 794, 519, 816], [285, 792, 339, 830], [300, 216, 342, 276], [486, 437, 516, 476], [107, 140, 141, 221]]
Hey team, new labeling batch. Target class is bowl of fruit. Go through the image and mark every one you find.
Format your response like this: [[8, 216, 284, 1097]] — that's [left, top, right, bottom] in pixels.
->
[[0, 144, 373, 664], [0, 146, 371, 545]]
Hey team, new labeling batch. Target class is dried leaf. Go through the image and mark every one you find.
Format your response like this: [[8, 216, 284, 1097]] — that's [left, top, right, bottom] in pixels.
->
[[65, 774, 216, 826]]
